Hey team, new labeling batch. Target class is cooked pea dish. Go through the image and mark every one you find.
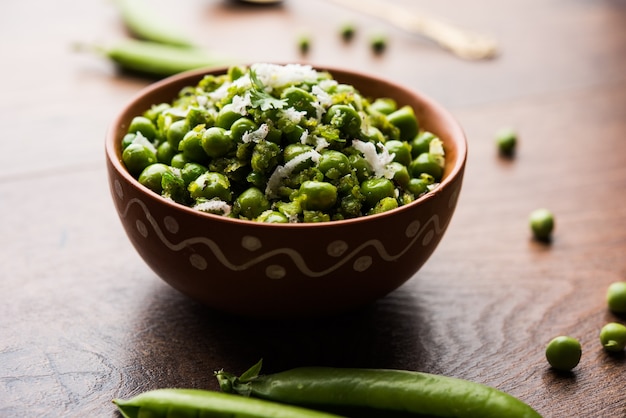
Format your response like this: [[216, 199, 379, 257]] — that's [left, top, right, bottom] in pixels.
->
[[121, 63, 445, 223]]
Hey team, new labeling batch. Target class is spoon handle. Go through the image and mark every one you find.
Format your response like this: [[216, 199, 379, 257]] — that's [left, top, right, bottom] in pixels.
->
[[329, 0, 498, 60]]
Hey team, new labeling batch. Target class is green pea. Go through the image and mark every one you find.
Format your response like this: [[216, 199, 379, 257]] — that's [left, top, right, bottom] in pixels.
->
[[370, 196, 398, 214], [121, 133, 136, 149], [283, 143, 315, 172], [189, 172, 232, 201], [298, 34, 311, 55], [138, 163, 170, 194], [496, 127, 517, 156], [388, 162, 410, 187], [180, 162, 207, 185], [201, 126, 234, 158], [179, 129, 209, 163], [362, 126, 385, 143], [299, 181, 338, 211], [128, 116, 157, 140], [384, 140, 412, 166], [216, 103, 243, 129], [122, 143, 157, 176], [361, 178, 395, 207], [170, 152, 189, 169], [545, 336, 581, 371], [230, 118, 258, 142], [235, 187, 271, 219], [283, 124, 307, 144], [156, 141, 176, 164], [257, 211, 289, 223], [529, 208, 554, 241], [411, 131, 438, 158], [607, 281, 626, 313], [166, 119, 188, 149], [387, 105, 419, 142], [318, 150, 351, 180], [599, 322, 626, 352], [407, 173, 435, 197], [251, 141, 281, 174], [370, 33, 387, 54], [409, 152, 443, 181], [340, 22, 356, 41], [323, 104, 361, 137], [348, 154, 372, 182], [369, 98, 397, 115], [281, 86, 317, 117]]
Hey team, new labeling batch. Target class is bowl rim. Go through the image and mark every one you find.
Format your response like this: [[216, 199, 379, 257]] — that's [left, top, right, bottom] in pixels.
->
[[105, 63, 468, 229]]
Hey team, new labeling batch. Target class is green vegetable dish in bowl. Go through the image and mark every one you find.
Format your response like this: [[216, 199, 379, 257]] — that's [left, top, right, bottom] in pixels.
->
[[121, 63, 446, 222], [106, 63, 467, 317]]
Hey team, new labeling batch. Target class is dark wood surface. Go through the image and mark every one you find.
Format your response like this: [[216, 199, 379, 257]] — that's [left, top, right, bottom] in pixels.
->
[[2, 0, 626, 416]]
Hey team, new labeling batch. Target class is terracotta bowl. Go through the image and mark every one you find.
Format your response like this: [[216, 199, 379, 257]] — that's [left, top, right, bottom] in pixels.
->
[[105, 64, 467, 318]]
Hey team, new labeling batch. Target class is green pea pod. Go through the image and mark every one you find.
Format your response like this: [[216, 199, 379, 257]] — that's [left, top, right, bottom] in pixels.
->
[[79, 39, 234, 77], [113, 388, 347, 418], [114, 0, 195, 47], [215, 361, 543, 418]]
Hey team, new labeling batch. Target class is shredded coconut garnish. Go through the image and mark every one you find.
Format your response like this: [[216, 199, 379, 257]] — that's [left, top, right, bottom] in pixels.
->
[[193, 199, 232, 216], [242, 123, 270, 144], [282, 107, 307, 124], [352, 140, 395, 179], [265, 150, 321, 198], [131, 132, 157, 153], [231, 92, 252, 115], [251, 63, 319, 90]]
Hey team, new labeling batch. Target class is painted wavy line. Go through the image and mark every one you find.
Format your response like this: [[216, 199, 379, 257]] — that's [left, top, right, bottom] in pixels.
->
[[120, 197, 443, 278]]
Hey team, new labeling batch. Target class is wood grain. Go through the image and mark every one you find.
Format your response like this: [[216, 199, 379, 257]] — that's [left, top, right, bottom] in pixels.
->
[[1, 0, 625, 416]]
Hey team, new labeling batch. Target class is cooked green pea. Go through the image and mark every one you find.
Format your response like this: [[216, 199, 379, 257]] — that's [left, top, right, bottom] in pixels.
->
[[156, 141, 176, 164], [340, 22, 356, 41], [236, 187, 271, 219], [122, 143, 157, 176], [121, 133, 136, 149], [318, 150, 351, 180], [298, 34, 311, 55], [251, 141, 281, 173], [202, 126, 234, 158], [496, 127, 517, 156], [230, 118, 258, 142], [407, 173, 435, 197], [409, 152, 444, 181], [384, 140, 412, 166], [599, 322, 626, 352], [281, 86, 317, 117], [284, 143, 315, 172], [387, 105, 418, 142], [128, 115, 157, 140], [166, 119, 188, 149], [411, 131, 438, 158], [257, 210, 289, 223], [179, 129, 209, 163], [348, 154, 372, 182], [323, 104, 361, 136], [545, 336, 581, 371], [170, 152, 189, 169], [362, 126, 385, 143], [216, 103, 243, 129], [606, 281, 626, 313], [189, 172, 232, 201], [180, 162, 207, 185], [299, 181, 337, 211], [369, 98, 397, 115], [361, 178, 395, 207], [529, 208, 554, 241], [370, 196, 398, 214], [388, 162, 410, 187], [283, 124, 307, 144], [138, 163, 170, 194]]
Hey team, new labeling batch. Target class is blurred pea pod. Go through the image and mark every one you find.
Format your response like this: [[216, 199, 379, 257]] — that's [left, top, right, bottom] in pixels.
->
[[114, 0, 195, 47], [76, 39, 234, 77]]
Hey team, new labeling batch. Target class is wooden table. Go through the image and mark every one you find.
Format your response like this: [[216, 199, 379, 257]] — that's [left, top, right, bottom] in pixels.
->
[[2, 0, 625, 416]]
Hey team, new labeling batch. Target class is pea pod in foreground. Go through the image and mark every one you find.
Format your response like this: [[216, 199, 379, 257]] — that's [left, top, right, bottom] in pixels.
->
[[215, 361, 542, 418], [113, 388, 347, 418]]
